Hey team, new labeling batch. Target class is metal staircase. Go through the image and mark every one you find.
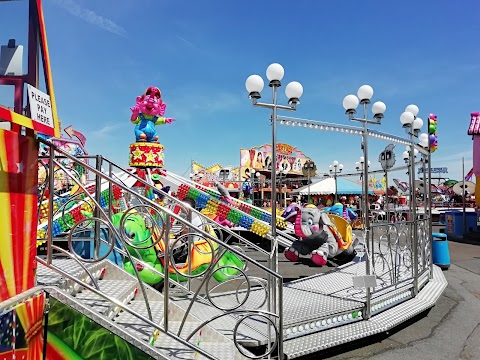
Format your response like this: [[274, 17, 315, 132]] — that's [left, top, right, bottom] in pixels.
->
[[35, 140, 284, 359], [37, 258, 254, 360]]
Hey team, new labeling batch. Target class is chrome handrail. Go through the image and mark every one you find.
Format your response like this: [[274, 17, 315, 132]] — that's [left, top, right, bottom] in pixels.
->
[[37, 139, 284, 359]]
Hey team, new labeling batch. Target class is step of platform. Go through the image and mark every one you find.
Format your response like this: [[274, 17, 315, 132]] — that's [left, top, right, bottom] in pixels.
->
[[36, 257, 106, 289], [282, 265, 447, 359], [39, 258, 250, 360], [73, 279, 138, 317]]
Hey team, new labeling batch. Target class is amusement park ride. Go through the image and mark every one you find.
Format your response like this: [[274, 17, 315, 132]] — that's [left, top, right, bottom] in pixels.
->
[[0, 1, 449, 359]]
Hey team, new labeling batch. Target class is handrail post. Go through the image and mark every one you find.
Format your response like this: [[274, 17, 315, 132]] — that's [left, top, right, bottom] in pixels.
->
[[163, 214, 171, 332], [94, 155, 103, 259], [47, 145, 55, 265]]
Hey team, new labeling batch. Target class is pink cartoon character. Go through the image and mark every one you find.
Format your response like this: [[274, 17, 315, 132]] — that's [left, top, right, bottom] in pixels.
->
[[130, 86, 175, 142]]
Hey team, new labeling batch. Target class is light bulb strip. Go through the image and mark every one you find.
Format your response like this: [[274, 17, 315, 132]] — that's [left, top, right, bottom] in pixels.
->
[[277, 116, 429, 157], [367, 130, 429, 156], [277, 116, 364, 134], [370, 290, 412, 315], [175, 183, 288, 238], [284, 310, 364, 339]]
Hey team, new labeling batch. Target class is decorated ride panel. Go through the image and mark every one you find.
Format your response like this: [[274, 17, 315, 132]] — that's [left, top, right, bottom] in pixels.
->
[[129, 142, 165, 168]]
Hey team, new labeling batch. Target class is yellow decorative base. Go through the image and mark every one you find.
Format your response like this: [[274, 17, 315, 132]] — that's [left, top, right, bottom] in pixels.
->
[[129, 142, 164, 168]]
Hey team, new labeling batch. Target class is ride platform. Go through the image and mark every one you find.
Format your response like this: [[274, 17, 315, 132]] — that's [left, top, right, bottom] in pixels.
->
[[35, 246, 447, 359], [168, 244, 446, 358]]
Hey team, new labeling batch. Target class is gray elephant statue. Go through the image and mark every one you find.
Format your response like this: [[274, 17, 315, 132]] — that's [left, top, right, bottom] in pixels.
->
[[283, 205, 356, 266]]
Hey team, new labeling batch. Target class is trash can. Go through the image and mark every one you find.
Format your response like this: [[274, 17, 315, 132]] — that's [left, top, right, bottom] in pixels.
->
[[432, 232, 450, 270]]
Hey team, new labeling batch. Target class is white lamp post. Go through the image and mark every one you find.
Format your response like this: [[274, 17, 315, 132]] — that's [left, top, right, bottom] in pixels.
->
[[342, 84, 386, 319], [245, 63, 303, 261], [255, 171, 262, 206], [355, 157, 370, 216], [329, 161, 343, 203], [302, 160, 316, 204], [276, 169, 288, 208], [246, 64, 303, 355], [400, 104, 423, 295]]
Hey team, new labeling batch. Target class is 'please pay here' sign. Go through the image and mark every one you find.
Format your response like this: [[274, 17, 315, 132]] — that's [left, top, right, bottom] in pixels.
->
[[27, 84, 54, 128]]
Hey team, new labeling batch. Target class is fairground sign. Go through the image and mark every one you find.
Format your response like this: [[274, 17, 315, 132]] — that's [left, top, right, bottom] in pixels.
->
[[417, 167, 448, 174]]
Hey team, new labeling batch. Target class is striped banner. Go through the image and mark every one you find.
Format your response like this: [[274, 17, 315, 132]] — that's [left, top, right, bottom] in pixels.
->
[[0, 106, 55, 137], [0, 130, 39, 302]]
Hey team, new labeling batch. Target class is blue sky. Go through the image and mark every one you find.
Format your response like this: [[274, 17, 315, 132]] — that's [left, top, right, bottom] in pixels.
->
[[1, 0, 479, 184]]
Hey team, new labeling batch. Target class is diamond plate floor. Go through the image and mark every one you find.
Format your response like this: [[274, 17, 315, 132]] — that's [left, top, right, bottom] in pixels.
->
[[282, 265, 448, 359], [35, 247, 444, 359], [74, 279, 137, 315]]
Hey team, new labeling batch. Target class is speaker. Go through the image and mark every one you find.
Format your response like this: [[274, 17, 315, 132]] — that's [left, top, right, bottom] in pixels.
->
[[0, 39, 23, 76]]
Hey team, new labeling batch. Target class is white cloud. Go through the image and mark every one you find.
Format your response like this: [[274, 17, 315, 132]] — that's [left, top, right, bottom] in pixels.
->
[[169, 91, 243, 121], [49, 0, 127, 37], [176, 35, 196, 49], [90, 123, 125, 139]]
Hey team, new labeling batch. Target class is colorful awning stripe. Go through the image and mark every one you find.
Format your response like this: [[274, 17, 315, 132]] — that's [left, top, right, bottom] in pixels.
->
[[0, 130, 39, 302]]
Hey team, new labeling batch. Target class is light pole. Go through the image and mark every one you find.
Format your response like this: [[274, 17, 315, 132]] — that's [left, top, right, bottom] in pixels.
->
[[276, 169, 288, 208], [355, 157, 370, 212], [418, 131, 432, 278], [329, 160, 343, 203], [342, 85, 387, 319], [245, 64, 303, 356], [302, 160, 316, 204], [255, 171, 263, 207], [400, 104, 424, 295], [245, 63, 304, 255]]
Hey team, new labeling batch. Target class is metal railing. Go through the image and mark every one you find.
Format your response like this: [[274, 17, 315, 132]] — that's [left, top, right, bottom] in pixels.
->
[[36, 139, 285, 359], [365, 216, 431, 306]]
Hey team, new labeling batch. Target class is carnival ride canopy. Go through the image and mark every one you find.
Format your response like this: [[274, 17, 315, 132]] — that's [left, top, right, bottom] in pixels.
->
[[292, 177, 374, 195]]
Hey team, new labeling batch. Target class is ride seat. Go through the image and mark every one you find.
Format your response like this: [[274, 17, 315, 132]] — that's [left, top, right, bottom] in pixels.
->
[[326, 214, 354, 250]]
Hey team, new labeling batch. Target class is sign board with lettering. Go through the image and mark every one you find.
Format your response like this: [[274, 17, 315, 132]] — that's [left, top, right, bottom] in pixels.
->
[[417, 167, 448, 174], [27, 84, 54, 129]]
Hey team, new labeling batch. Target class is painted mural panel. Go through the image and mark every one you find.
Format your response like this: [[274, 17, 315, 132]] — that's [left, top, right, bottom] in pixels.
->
[[239, 143, 311, 179], [46, 297, 154, 360], [0, 130, 39, 302], [0, 292, 46, 360]]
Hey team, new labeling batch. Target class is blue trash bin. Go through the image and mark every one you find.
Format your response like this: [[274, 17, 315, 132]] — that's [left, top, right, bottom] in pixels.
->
[[432, 232, 450, 270]]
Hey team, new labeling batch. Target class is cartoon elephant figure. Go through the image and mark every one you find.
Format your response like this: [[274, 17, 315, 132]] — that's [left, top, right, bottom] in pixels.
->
[[284, 205, 356, 266]]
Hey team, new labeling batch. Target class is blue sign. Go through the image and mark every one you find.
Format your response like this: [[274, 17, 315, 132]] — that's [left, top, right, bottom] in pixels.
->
[[417, 167, 448, 174]]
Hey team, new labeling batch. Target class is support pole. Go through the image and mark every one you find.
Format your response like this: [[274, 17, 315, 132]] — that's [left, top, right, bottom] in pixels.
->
[[361, 105, 372, 319], [463, 157, 466, 235], [94, 155, 103, 259], [409, 134, 418, 296]]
